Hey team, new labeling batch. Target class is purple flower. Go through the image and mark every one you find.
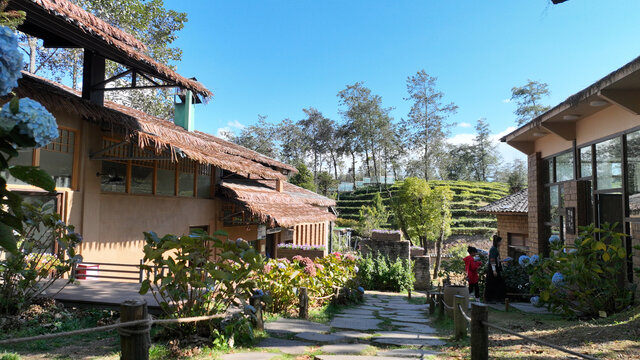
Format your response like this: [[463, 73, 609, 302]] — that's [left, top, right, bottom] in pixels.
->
[[552, 272, 564, 286], [277, 262, 286, 270]]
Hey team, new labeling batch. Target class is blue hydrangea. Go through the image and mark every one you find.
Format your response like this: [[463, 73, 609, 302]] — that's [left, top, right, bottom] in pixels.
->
[[277, 262, 286, 270], [549, 235, 561, 244], [254, 289, 264, 296], [552, 272, 565, 286], [530, 254, 539, 264], [357, 286, 365, 294], [518, 255, 531, 266], [530, 296, 540, 307], [0, 26, 23, 96], [0, 98, 58, 147]]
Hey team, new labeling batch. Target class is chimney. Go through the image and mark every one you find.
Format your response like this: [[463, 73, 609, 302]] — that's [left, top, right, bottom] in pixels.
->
[[276, 179, 284, 192], [174, 89, 195, 131]]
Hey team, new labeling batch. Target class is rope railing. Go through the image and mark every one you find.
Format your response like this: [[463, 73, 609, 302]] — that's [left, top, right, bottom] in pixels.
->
[[440, 298, 454, 310], [0, 313, 226, 346], [458, 304, 471, 323], [481, 320, 598, 360]]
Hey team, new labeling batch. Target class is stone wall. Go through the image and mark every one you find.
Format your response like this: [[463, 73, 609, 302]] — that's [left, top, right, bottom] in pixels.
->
[[413, 256, 431, 290], [359, 238, 410, 260], [275, 248, 326, 260], [496, 214, 529, 256], [562, 180, 589, 245], [528, 152, 545, 255]]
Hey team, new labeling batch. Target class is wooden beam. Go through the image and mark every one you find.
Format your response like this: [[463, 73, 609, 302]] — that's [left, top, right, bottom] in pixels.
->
[[81, 50, 105, 105], [506, 140, 535, 155], [89, 140, 127, 159], [542, 122, 576, 141], [92, 69, 133, 89], [599, 89, 640, 115]]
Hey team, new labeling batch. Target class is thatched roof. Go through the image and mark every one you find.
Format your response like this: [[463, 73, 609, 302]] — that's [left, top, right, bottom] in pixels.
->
[[477, 189, 528, 214], [219, 179, 336, 227], [7, 0, 211, 99], [7, 72, 290, 180]]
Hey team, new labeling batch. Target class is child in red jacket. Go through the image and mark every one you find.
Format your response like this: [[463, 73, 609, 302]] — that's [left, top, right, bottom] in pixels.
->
[[463, 246, 482, 299]]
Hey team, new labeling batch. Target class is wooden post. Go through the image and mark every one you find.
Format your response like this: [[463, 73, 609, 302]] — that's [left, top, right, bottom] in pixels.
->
[[299, 287, 308, 320], [471, 303, 489, 360], [407, 288, 412, 300], [437, 292, 444, 318], [250, 295, 264, 331], [505, 298, 510, 312], [429, 293, 435, 315], [454, 295, 466, 340], [119, 299, 150, 360]]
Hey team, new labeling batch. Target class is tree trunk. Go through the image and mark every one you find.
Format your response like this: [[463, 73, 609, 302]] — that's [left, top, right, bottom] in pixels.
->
[[364, 148, 371, 177], [351, 151, 357, 190], [28, 36, 37, 73], [433, 206, 448, 279], [72, 50, 80, 90]]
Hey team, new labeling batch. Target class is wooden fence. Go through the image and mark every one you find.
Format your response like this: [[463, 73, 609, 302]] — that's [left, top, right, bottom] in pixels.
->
[[428, 292, 598, 360]]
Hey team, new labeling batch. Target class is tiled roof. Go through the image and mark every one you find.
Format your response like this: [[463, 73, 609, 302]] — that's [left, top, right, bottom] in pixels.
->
[[477, 189, 528, 214]]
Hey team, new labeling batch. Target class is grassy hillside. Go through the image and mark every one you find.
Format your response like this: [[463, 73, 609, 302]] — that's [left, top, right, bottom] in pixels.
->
[[335, 180, 509, 236]]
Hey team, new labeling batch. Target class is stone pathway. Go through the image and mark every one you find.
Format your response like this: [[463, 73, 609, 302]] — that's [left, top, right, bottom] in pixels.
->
[[249, 292, 445, 359]]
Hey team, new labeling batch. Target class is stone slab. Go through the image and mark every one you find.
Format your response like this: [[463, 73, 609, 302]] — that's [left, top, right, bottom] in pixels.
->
[[257, 337, 311, 355], [339, 308, 378, 316], [372, 331, 445, 346], [334, 314, 378, 320], [376, 348, 441, 358], [316, 356, 407, 360], [391, 322, 437, 334], [319, 343, 371, 354], [385, 316, 430, 324], [220, 353, 279, 360], [330, 317, 382, 331], [333, 330, 372, 339], [296, 331, 347, 342], [265, 318, 330, 334], [510, 302, 553, 314], [355, 305, 381, 310]]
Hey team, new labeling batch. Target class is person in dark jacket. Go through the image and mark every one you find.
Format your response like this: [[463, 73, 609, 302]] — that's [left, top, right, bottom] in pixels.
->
[[463, 246, 482, 299], [484, 235, 505, 303]]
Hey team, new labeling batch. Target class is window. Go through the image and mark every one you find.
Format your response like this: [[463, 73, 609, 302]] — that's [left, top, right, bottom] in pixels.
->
[[596, 137, 622, 190], [100, 161, 127, 193], [579, 146, 592, 178], [626, 131, 640, 218], [507, 233, 527, 259], [178, 159, 195, 197], [156, 159, 175, 196], [556, 152, 574, 182], [131, 162, 153, 194], [196, 163, 212, 199]]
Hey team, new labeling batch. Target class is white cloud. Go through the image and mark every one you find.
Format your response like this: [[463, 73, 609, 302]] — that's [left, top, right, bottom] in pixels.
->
[[502, 98, 512, 103], [216, 120, 246, 138], [446, 126, 525, 163], [458, 122, 472, 128]]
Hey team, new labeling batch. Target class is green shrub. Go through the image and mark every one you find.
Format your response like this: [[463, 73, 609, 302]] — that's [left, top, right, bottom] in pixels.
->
[[335, 218, 358, 228], [140, 230, 263, 342], [0, 353, 21, 360], [0, 202, 82, 316], [356, 253, 414, 292], [502, 262, 530, 295], [528, 224, 634, 317]]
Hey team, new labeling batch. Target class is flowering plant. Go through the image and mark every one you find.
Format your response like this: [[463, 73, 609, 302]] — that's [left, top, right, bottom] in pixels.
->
[[0, 25, 22, 96], [527, 223, 633, 317], [277, 243, 326, 251]]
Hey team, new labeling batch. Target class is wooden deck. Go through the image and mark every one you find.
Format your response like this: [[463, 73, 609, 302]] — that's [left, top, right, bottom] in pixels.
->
[[44, 280, 160, 312]]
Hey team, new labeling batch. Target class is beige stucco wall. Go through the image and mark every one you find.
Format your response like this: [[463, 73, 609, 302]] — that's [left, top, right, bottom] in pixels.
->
[[576, 106, 640, 147], [534, 132, 572, 158]]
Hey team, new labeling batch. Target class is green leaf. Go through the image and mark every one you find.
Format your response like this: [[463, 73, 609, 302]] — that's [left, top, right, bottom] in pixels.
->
[[139, 280, 151, 295], [10, 96, 20, 115], [0, 222, 17, 253], [9, 166, 55, 192]]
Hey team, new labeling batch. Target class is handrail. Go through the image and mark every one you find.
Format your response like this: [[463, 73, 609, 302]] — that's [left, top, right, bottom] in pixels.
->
[[441, 298, 454, 310], [458, 304, 471, 322]]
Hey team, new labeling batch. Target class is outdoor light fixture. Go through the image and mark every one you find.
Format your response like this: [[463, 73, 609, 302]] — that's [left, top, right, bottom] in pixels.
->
[[562, 114, 580, 121], [589, 100, 609, 107], [532, 131, 547, 137]]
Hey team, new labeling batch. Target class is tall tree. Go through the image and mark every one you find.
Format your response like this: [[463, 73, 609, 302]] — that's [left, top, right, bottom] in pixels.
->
[[431, 185, 453, 278], [511, 80, 551, 126], [289, 164, 316, 192], [276, 118, 308, 166], [337, 122, 362, 190], [402, 70, 457, 180], [19, 0, 187, 119], [223, 115, 279, 158], [473, 118, 498, 181], [298, 108, 333, 180], [495, 159, 527, 193], [444, 143, 478, 181], [316, 171, 337, 196], [392, 178, 437, 249]]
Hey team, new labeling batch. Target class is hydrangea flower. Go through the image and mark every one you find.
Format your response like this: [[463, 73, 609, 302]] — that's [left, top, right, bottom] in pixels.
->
[[549, 235, 561, 244], [0, 98, 58, 147], [357, 286, 365, 294], [518, 255, 531, 266], [254, 289, 264, 296], [0, 26, 23, 96], [354, 265, 359, 273], [530, 254, 539, 264], [552, 272, 565, 286], [530, 295, 540, 307], [277, 262, 286, 270]]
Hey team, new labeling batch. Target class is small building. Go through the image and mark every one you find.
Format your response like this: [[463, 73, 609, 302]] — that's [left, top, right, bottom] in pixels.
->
[[501, 54, 640, 288], [477, 189, 528, 259], [2, 0, 335, 276]]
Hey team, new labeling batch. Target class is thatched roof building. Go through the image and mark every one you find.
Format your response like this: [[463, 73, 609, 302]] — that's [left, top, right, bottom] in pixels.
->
[[6, 0, 211, 100]]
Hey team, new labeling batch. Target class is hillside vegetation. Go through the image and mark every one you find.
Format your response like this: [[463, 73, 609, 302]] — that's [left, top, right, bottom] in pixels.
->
[[335, 180, 509, 237]]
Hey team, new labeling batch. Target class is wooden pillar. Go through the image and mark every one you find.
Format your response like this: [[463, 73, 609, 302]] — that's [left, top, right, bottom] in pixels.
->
[[250, 295, 264, 331], [81, 50, 105, 105], [471, 303, 489, 360], [119, 299, 150, 360], [454, 295, 466, 339], [429, 293, 435, 315], [437, 292, 444, 318], [299, 287, 309, 319]]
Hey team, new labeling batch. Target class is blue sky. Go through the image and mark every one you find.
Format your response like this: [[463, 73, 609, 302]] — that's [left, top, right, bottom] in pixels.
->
[[164, 0, 640, 162]]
